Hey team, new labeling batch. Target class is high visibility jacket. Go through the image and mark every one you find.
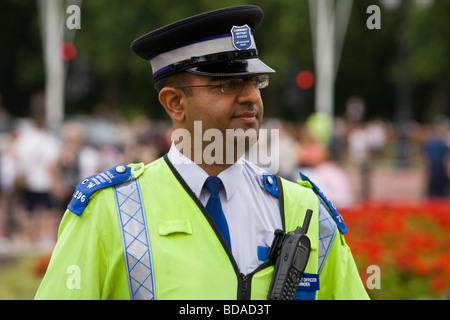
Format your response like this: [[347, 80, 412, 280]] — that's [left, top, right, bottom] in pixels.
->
[[35, 156, 369, 300]]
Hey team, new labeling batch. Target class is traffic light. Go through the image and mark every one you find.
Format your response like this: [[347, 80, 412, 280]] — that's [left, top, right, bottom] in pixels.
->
[[296, 70, 315, 90], [60, 42, 77, 61]]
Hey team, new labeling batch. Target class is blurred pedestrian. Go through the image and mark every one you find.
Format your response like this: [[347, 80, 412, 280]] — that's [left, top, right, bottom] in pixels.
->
[[55, 121, 101, 207], [13, 93, 60, 239], [424, 117, 450, 198], [298, 126, 354, 208], [0, 127, 20, 238]]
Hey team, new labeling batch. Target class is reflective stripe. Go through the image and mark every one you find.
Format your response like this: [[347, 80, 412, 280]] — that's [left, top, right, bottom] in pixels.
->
[[114, 179, 156, 300], [299, 172, 348, 234], [318, 201, 337, 274]]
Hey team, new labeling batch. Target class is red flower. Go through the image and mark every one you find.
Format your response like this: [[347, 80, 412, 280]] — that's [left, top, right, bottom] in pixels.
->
[[342, 200, 450, 296]]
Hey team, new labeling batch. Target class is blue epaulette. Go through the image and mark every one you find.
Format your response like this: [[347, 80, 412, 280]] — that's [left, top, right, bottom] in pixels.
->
[[299, 172, 348, 234], [67, 164, 142, 216]]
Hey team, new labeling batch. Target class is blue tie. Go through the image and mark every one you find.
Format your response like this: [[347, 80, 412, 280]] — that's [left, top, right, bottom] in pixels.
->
[[204, 176, 231, 250]]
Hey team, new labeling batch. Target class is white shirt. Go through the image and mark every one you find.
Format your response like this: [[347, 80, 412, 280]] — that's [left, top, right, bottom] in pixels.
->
[[167, 144, 282, 274]]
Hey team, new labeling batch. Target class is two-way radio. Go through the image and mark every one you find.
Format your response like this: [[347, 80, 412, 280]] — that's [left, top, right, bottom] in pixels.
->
[[267, 209, 313, 300]]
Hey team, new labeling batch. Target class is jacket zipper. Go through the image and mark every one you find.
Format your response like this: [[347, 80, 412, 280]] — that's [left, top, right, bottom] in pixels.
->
[[164, 156, 280, 300], [238, 273, 251, 300], [237, 261, 272, 300]]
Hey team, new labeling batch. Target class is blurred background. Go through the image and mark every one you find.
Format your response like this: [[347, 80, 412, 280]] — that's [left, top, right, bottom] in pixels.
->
[[0, 0, 449, 299]]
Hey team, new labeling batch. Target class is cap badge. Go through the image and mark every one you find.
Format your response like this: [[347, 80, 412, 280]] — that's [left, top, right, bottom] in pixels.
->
[[231, 25, 252, 51]]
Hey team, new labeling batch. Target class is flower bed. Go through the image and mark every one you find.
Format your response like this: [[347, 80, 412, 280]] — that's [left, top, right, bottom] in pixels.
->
[[341, 200, 450, 299]]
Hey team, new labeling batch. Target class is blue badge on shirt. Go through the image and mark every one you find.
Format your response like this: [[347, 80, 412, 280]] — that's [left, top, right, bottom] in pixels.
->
[[231, 25, 252, 50], [257, 246, 270, 262], [299, 172, 348, 234], [68, 165, 132, 216], [263, 174, 278, 198]]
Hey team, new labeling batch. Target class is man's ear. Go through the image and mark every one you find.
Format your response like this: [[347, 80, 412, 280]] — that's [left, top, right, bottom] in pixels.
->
[[158, 87, 186, 123]]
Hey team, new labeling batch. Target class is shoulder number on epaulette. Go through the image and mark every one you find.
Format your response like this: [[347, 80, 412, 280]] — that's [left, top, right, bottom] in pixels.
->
[[68, 165, 133, 216]]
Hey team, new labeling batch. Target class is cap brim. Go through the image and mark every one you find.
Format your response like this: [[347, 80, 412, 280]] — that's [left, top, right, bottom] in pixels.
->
[[186, 58, 275, 78]]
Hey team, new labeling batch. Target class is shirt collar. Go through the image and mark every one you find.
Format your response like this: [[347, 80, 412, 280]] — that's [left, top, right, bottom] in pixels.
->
[[167, 143, 244, 201], [217, 157, 244, 201]]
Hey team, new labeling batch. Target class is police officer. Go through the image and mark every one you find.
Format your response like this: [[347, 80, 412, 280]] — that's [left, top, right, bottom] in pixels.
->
[[35, 5, 369, 300]]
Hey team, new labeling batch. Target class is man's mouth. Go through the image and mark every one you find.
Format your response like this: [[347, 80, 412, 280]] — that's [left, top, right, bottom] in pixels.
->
[[232, 111, 257, 122]]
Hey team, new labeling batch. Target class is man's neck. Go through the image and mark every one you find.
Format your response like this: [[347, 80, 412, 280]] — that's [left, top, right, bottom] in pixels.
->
[[197, 162, 232, 177]]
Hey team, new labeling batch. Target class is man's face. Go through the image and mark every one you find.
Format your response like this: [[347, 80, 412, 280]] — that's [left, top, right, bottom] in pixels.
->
[[162, 72, 268, 166]]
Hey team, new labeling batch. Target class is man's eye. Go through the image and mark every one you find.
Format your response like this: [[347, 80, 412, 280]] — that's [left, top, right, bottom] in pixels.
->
[[222, 80, 238, 89]]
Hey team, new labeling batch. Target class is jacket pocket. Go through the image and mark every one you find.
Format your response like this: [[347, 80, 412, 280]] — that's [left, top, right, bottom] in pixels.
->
[[157, 219, 193, 236]]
